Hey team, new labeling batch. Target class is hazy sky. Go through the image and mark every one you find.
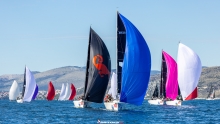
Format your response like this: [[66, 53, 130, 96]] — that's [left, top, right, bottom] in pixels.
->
[[1, 1, 220, 75]]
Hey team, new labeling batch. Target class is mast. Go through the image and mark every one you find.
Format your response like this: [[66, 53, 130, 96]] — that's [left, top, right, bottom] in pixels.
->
[[83, 28, 91, 99], [116, 12, 126, 95], [21, 66, 26, 98]]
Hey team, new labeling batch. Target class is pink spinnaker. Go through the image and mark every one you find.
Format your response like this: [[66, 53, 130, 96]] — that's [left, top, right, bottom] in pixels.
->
[[162, 51, 178, 100]]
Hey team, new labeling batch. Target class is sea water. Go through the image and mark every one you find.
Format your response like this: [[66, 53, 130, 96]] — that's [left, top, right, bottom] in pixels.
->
[[0, 99, 220, 124]]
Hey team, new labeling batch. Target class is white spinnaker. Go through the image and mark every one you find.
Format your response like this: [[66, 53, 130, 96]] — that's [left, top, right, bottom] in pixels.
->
[[64, 83, 71, 100], [23, 66, 37, 102], [58, 83, 66, 100], [109, 72, 117, 99], [9, 80, 20, 100], [177, 43, 202, 100]]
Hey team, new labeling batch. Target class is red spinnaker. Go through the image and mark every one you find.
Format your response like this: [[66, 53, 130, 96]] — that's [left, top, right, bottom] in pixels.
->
[[47, 81, 55, 101], [69, 83, 76, 100]]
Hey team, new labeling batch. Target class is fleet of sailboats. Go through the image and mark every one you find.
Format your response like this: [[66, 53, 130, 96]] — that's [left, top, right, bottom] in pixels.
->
[[4, 12, 211, 109]]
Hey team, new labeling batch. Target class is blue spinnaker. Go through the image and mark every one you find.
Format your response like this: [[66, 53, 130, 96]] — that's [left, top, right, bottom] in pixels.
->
[[119, 13, 151, 105], [32, 85, 38, 100]]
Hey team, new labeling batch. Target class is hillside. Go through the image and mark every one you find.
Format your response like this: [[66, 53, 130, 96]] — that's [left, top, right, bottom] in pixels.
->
[[1, 66, 220, 98]]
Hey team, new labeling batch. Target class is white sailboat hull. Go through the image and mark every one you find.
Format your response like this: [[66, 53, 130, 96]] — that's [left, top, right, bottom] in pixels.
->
[[16, 99, 23, 103], [166, 100, 182, 106], [148, 99, 164, 105], [104, 100, 121, 111], [206, 98, 214, 100], [73, 100, 89, 108]]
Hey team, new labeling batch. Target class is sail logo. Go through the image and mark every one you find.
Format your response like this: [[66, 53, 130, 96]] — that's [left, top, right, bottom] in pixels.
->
[[93, 55, 110, 77], [119, 31, 126, 34]]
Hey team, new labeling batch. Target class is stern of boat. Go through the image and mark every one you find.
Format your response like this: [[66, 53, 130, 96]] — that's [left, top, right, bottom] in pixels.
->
[[166, 100, 182, 106], [104, 100, 120, 111], [148, 99, 164, 105], [73, 100, 89, 108]]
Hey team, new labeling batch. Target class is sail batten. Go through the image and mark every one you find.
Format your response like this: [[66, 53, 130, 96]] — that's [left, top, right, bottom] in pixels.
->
[[118, 13, 151, 105]]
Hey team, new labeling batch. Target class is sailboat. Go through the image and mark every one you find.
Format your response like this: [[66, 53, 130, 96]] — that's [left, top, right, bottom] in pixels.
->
[[32, 84, 38, 100], [148, 84, 164, 105], [161, 51, 180, 105], [73, 27, 111, 108], [177, 43, 202, 102], [58, 83, 66, 101], [104, 12, 151, 111], [69, 83, 76, 100], [9, 80, 20, 101], [46, 81, 55, 101], [16, 66, 37, 103], [206, 85, 215, 100]]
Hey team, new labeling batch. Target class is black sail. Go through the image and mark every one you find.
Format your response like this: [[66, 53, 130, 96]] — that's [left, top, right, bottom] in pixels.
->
[[83, 28, 111, 103], [117, 12, 126, 94], [160, 54, 167, 98], [21, 67, 26, 97], [152, 84, 159, 98]]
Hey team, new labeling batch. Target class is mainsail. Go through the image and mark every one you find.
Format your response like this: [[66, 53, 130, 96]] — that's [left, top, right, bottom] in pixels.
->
[[9, 80, 20, 100], [160, 52, 167, 98], [177, 43, 202, 100], [207, 86, 215, 99], [69, 83, 76, 100], [117, 12, 126, 94], [83, 27, 111, 103], [163, 51, 178, 100], [47, 81, 55, 101], [152, 84, 159, 98], [118, 13, 151, 105], [58, 83, 66, 100]]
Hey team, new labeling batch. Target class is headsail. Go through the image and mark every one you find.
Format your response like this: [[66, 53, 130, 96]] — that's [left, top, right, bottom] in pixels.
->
[[32, 85, 38, 100], [47, 81, 55, 101], [83, 28, 111, 103], [108, 72, 117, 99], [162, 51, 178, 100], [23, 66, 37, 102], [9, 80, 20, 100], [177, 43, 202, 100], [118, 13, 151, 105], [69, 83, 76, 100], [58, 83, 66, 100]]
